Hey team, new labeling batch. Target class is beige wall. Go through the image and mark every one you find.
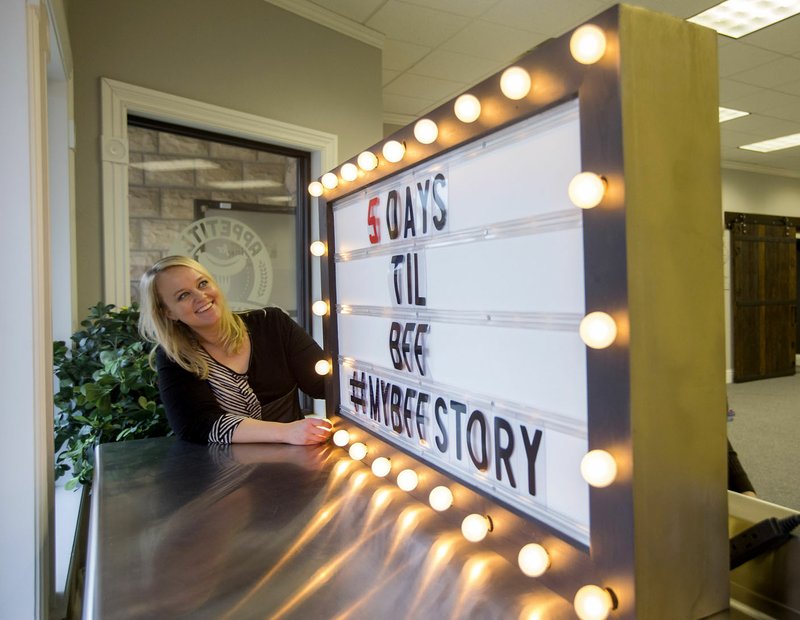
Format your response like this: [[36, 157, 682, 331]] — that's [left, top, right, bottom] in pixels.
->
[[66, 0, 382, 312], [722, 168, 800, 218]]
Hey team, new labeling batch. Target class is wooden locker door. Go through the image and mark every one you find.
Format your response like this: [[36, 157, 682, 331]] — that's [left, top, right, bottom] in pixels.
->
[[731, 221, 797, 382]]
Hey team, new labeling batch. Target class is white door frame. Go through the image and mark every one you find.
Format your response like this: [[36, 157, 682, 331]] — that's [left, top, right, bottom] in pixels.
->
[[100, 78, 338, 306]]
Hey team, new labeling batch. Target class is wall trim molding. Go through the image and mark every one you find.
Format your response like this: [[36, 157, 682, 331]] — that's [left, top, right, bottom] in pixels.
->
[[264, 0, 384, 49], [27, 3, 54, 617], [100, 78, 338, 306], [722, 159, 800, 180]]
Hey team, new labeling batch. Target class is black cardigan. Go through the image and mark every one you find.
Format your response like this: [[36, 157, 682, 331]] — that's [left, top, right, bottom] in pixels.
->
[[156, 307, 326, 444]]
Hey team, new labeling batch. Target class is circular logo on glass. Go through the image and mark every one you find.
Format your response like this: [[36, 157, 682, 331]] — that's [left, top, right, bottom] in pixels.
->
[[169, 216, 273, 310]]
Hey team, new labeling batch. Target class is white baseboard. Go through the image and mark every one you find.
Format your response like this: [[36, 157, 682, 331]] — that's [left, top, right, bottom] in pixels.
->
[[726, 368, 734, 384]]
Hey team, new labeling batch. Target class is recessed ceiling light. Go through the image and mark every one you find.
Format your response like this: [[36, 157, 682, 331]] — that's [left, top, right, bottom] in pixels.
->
[[130, 158, 220, 172], [208, 179, 283, 189], [718, 107, 749, 122], [688, 0, 800, 38], [739, 133, 800, 153]]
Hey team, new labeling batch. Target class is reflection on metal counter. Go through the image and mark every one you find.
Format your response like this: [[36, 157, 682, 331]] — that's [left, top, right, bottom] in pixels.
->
[[727, 492, 800, 619], [83, 437, 573, 619]]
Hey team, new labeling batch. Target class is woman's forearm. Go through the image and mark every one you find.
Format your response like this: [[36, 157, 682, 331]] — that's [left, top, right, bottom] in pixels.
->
[[231, 418, 289, 443], [231, 417, 331, 445]]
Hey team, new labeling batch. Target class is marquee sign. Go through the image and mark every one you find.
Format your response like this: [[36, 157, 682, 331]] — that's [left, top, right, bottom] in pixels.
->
[[314, 6, 728, 616], [332, 102, 590, 543]]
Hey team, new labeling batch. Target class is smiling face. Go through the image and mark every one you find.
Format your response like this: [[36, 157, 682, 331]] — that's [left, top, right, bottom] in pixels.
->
[[155, 265, 223, 333]]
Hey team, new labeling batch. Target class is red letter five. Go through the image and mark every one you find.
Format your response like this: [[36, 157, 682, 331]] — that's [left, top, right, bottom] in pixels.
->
[[368, 197, 381, 244]]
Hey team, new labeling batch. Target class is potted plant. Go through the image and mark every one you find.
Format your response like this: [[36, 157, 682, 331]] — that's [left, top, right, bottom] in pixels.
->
[[53, 303, 172, 489]]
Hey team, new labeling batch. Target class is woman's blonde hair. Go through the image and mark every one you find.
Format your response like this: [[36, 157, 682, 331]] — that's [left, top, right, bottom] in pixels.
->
[[138, 255, 246, 378]]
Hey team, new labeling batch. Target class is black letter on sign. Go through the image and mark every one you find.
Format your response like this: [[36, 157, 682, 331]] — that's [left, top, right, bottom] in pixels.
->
[[434, 397, 448, 454], [388, 322, 403, 370], [466, 410, 488, 472], [450, 400, 467, 461], [417, 179, 430, 234], [403, 388, 416, 438], [416, 392, 429, 442], [494, 416, 516, 488], [415, 323, 429, 376], [390, 255, 404, 304], [390, 384, 403, 434], [380, 380, 391, 427], [403, 185, 416, 238], [348, 371, 366, 414], [521, 427, 543, 496], [402, 322, 415, 372], [432, 173, 447, 231], [368, 376, 381, 422], [413, 253, 427, 306], [386, 190, 400, 240]]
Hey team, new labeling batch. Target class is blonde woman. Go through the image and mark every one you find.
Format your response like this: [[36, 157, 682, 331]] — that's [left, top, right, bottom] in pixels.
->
[[139, 255, 331, 445]]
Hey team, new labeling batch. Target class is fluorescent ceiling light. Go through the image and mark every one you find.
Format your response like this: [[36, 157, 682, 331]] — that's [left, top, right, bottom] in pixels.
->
[[208, 180, 283, 189], [688, 0, 800, 38], [739, 132, 800, 153], [131, 159, 220, 172], [719, 106, 749, 122]]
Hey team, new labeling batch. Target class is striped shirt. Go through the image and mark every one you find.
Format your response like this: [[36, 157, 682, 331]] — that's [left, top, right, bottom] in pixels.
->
[[198, 347, 262, 444], [155, 307, 326, 445]]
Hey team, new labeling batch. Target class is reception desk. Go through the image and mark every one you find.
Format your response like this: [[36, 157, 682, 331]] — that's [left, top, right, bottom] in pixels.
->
[[83, 436, 574, 619]]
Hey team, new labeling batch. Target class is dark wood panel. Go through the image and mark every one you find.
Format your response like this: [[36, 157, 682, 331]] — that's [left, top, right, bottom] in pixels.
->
[[731, 222, 796, 382]]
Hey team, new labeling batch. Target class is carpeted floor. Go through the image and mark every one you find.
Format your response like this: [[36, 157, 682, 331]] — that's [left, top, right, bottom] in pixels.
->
[[727, 369, 800, 511]]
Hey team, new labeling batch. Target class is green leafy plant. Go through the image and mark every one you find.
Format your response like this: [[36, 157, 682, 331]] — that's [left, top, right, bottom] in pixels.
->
[[54, 302, 171, 488]]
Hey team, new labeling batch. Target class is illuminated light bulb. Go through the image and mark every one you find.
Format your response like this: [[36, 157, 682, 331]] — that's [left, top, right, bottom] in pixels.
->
[[311, 300, 329, 316], [308, 181, 324, 197], [428, 485, 454, 512], [570, 25, 607, 65], [500, 66, 532, 100], [382, 140, 405, 163], [332, 429, 350, 447], [454, 94, 481, 123], [573, 585, 614, 620], [340, 162, 358, 182], [579, 312, 617, 349], [461, 513, 492, 542], [414, 119, 439, 144], [518, 543, 551, 577], [320, 172, 338, 189], [568, 172, 606, 208], [314, 359, 331, 375], [348, 442, 367, 461], [357, 150, 378, 171], [309, 240, 326, 257], [580, 450, 618, 487], [371, 456, 392, 477], [396, 469, 419, 491]]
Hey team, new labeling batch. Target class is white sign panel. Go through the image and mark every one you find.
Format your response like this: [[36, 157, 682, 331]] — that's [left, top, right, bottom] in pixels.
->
[[332, 100, 590, 543]]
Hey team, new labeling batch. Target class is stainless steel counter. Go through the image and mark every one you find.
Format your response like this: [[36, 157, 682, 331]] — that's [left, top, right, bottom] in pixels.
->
[[84, 437, 572, 619]]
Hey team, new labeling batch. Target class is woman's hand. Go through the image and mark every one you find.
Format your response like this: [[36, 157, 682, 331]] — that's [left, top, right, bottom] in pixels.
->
[[281, 417, 332, 445]]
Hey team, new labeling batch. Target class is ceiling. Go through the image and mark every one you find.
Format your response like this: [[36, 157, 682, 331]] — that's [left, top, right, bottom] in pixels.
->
[[269, 0, 800, 179]]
